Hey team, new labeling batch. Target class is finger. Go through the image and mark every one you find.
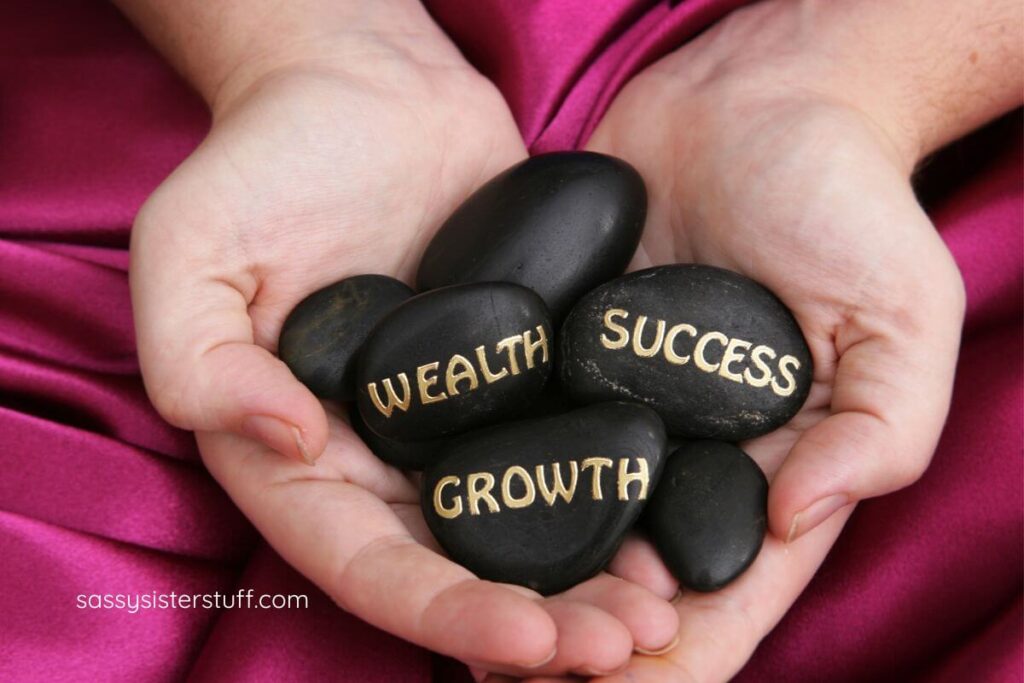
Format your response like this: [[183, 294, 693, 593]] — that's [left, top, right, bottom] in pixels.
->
[[130, 189, 328, 463], [198, 428, 558, 669], [769, 292, 962, 541], [600, 506, 853, 683], [470, 599, 633, 679], [526, 600, 633, 677], [558, 573, 679, 655], [606, 533, 680, 600]]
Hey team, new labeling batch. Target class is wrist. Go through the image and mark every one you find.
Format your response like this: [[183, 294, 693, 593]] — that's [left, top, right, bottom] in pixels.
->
[[209, 0, 470, 118], [115, 0, 471, 119], [651, 0, 1022, 173], [718, 0, 1022, 168], [690, 1, 927, 172]]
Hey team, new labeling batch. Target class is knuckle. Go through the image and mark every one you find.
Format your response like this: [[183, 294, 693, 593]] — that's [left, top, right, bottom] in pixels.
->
[[888, 451, 930, 490], [139, 355, 201, 429], [145, 376, 195, 429]]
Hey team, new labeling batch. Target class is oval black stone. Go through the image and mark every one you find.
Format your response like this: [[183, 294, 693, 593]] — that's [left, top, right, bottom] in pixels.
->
[[416, 151, 647, 320], [351, 409, 445, 471], [560, 265, 813, 440], [423, 402, 666, 595], [279, 275, 413, 401], [356, 282, 553, 441], [645, 440, 767, 592]]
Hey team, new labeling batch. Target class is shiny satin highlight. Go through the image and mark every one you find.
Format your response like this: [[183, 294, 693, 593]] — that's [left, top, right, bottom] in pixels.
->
[[0, 1, 1019, 681]]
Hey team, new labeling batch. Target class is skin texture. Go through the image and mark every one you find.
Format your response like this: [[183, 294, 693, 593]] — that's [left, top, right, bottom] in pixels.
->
[[118, 0, 1022, 680], [484, 0, 1021, 681], [123, 0, 679, 677]]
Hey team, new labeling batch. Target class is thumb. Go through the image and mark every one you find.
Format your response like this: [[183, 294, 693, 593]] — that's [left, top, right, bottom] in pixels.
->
[[129, 199, 328, 464], [768, 267, 965, 542]]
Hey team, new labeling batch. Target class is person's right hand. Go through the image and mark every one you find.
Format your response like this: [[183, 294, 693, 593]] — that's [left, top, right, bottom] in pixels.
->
[[129, 1, 679, 676]]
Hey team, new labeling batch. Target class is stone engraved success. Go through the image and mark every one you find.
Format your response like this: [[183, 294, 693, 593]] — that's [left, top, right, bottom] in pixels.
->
[[599, 308, 802, 397], [433, 456, 651, 519], [367, 324, 550, 418]]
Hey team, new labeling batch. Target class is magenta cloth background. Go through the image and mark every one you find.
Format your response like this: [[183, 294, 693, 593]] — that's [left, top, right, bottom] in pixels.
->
[[0, 1, 1019, 681]]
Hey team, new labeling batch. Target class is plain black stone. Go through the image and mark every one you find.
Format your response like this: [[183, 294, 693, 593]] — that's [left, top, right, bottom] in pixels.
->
[[560, 265, 813, 440], [350, 409, 445, 470], [416, 151, 647, 320], [645, 440, 767, 592], [422, 402, 666, 595], [356, 282, 553, 441], [279, 275, 413, 401]]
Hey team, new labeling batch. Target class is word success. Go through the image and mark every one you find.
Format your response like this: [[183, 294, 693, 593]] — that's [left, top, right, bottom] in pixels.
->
[[600, 308, 802, 397]]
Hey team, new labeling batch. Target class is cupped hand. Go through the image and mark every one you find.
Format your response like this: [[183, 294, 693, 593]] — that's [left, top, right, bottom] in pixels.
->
[[537, 2, 963, 681], [130, 9, 678, 676]]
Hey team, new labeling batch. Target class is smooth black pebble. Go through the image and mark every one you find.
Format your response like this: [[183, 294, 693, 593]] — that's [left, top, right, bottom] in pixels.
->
[[416, 151, 647, 320], [645, 440, 767, 592], [423, 402, 666, 595], [279, 275, 413, 401], [560, 264, 812, 440], [351, 410, 445, 470], [357, 282, 552, 441]]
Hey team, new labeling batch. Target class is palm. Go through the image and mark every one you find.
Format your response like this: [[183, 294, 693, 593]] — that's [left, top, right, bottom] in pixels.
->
[[134, 59, 681, 677], [170, 68, 526, 345], [579, 25, 963, 681]]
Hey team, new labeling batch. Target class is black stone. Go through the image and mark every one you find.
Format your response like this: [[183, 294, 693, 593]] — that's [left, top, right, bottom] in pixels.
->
[[356, 282, 553, 441], [416, 151, 647, 320], [279, 275, 413, 401], [351, 410, 445, 470], [423, 402, 667, 595], [645, 440, 767, 592], [560, 265, 813, 440], [517, 384, 578, 420]]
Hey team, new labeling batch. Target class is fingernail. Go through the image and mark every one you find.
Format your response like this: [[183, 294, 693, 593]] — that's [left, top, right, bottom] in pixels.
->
[[787, 493, 849, 543], [578, 663, 628, 676], [241, 415, 316, 465], [670, 588, 683, 604], [635, 632, 680, 656], [291, 425, 317, 465], [519, 647, 557, 669]]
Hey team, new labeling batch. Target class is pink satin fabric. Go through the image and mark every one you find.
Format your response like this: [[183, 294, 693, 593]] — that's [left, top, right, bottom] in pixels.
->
[[0, 1, 1019, 681]]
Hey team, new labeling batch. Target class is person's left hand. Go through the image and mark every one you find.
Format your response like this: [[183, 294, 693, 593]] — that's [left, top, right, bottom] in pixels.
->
[[480, 1, 968, 680]]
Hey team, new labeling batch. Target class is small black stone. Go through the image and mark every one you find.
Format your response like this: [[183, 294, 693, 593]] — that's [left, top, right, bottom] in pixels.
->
[[422, 402, 666, 595], [560, 264, 813, 440], [279, 275, 413, 401], [645, 440, 767, 592], [356, 282, 553, 441], [350, 409, 445, 470], [416, 151, 647, 320]]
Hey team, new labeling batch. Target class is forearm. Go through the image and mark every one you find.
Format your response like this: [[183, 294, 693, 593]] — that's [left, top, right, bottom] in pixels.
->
[[805, 0, 1023, 165], [111, 0, 458, 114], [676, 0, 1022, 170]]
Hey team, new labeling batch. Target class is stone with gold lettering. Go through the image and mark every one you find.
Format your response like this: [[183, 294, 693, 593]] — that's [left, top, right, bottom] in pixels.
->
[[645, 440, 767, 592], [422, 402, 666, 595], [560, 265, 813, 440], [356, 282, 553, 441], [416, 152, 647, 320], [279, 274, 413, 401]]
